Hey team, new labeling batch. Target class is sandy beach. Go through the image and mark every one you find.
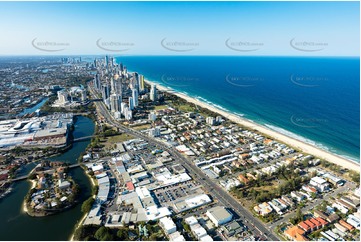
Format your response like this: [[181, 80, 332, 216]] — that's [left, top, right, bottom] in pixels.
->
[[145, 79, 360, 172]]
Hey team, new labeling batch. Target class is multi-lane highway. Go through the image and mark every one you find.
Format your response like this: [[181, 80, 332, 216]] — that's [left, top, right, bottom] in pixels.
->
[[89, 85, 279, 241]]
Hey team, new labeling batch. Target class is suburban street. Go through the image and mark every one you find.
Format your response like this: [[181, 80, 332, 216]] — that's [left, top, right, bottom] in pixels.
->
[[89, 85, 280, 241], [268, 179, 357, 231]]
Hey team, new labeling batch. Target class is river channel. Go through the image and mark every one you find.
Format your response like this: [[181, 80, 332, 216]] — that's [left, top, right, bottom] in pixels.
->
[[0, 116, 94, 241]]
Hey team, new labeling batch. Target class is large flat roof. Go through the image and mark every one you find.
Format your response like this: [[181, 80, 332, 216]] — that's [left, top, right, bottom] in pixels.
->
[[159, 216, 176, 230], [311, 176, 327, 184], [207, 206, 232, 222]]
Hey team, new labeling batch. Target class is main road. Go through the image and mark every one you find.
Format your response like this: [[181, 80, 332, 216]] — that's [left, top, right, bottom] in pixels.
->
[[89, 85, 279, 241]]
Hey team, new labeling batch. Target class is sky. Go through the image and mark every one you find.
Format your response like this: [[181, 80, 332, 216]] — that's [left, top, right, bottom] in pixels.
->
[[0, 1, 359, 56]]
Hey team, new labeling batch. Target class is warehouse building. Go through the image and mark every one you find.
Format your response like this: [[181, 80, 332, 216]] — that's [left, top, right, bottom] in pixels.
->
[[206, 206, 233, 227]]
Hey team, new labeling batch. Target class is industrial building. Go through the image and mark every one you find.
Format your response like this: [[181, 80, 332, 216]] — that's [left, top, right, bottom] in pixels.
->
[[206, 206, 233, 227]]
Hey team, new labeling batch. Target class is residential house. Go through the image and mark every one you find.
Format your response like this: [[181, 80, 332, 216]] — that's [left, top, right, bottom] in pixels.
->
[[284, 226, 308, 241]]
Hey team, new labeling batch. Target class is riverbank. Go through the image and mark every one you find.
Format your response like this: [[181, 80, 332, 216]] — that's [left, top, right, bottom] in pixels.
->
[[145, 79, 360, 172], [0, 116, 94, 241], [69, 114, 99, 241], [22, 179, 36, 214], [69, 169, 97, 241]]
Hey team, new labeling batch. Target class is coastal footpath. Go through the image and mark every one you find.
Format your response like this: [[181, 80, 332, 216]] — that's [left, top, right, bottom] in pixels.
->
[[145, 80, 360, 172]]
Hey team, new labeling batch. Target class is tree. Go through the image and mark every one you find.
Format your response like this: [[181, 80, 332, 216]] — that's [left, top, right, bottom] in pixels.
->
[[73, 225, 100, 241], [72, 184, 81, 195], [296, 207, 303, 221], [289, 217, 297, 225], [81, 197, 95, 213], [92, 185, 99, 195], [117, 228, 128, 240], [94, 226, 113, 241], [182, 221, 191, 233], [250, 189, 258, 200], [28, 173, 37, 180], [73, 226, 90, 241], [149, 233, 158, 241], [256, 191, 270, 203], [310, 170, 317, 178], [101, 233, 113, 241], [349, 171, 360, 184]]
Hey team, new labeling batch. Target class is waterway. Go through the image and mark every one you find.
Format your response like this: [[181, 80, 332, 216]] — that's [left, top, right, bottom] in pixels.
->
[[18, 97, 49, 116], [0, 116, 94, 241]]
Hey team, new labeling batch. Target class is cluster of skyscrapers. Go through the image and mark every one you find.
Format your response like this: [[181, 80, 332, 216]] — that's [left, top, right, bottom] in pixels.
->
[[93, 56, 156, 120], [56, 86, 87, 106]]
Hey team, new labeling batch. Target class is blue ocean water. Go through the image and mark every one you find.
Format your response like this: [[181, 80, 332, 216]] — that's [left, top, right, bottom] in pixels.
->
[[116, 56, 360, 163]]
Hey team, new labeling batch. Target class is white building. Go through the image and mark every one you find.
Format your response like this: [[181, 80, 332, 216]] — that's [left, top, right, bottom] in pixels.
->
[[206, 206, 233, 227], [58, 179, 71, 190], [123, 106, 132, 120], [139, 74, 145, 92], [110, 94, 121, 113], [310, 176, 330, 192], [354, 187, 360, 198], [206, 117, 216, 126], [132, 88, 138, 107], [168, 231, 186, 241], [149, 127, 160, 137], [200, 235, 213, 241], [150, 84, 157, 101], [149, 112, 157, 121], [254, 202, 273, 216], [101, 84, 110, 102], [80, 89, 87, 101], [215, 116, 222, 123], [129, 97, 134, 110], [347, 215, 360, 229], [332, 202, 349, 214], [144, 205, 171, 221], [190, 223, 207, 240], [113, 111, 121, 119], [159, 216, 177, 234], [174, 194, 212, 213], [185, 216, 198, 226], [57, 90, 68, 104]]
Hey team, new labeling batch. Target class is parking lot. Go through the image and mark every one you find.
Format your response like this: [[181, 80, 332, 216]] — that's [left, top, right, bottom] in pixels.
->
[[151, 180, 203, 205]]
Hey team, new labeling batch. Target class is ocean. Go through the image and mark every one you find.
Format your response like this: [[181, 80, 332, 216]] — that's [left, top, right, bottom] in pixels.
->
[[116, 56, 360, 163]]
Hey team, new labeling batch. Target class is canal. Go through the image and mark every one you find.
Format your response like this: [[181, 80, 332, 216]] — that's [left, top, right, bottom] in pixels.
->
[[0, 116, 94, 241], [18, 97, 49, 116]]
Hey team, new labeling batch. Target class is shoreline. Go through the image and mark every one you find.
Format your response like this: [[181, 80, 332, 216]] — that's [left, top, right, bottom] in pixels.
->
[[22, 179, 36, 214], [69, 211, 88, 241], [69, 164, 97, 241], [145, 79, 360, 172]]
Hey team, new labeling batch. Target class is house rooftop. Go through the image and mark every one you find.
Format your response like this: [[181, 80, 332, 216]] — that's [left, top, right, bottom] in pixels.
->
[[298, 221, 310, 231], [284, 226, 308, 241]]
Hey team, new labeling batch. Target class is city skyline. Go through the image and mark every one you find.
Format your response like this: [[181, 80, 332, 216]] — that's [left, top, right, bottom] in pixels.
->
[[0, 1, 359, 56], [0, 53, 359, 241]]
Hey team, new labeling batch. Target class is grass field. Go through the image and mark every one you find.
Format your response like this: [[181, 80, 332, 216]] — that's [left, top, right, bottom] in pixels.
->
[[236, 180, 279, 209], [175, 103, 197, 113], [253, 180, 279, 192], [153, 105, 168, 111], [174, 103, 211, 117], [102, 133, 134, 149], [133, 124, 152, 130]]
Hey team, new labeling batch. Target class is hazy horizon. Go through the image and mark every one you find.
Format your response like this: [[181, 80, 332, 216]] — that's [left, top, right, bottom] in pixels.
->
[[0, 1, 359, 56]]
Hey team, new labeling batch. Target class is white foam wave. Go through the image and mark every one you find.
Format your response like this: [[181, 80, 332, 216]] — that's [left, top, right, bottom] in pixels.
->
[[265, 124, 360, 163]]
